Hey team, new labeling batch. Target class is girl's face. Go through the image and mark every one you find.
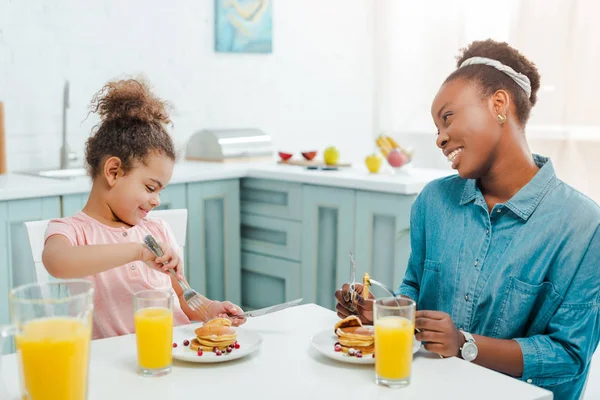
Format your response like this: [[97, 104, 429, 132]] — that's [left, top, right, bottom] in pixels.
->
[[431, 79, 504, 179], [107, 152, 174, 226]]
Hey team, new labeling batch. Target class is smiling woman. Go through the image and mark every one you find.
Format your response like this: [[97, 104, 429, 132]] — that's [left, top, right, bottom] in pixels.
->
[[336, 40, 600, 400]]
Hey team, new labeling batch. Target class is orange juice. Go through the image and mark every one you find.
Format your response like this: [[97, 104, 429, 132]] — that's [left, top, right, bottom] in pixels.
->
[[374, 316, 414, 380], [134, 307, 173, 369], [16, 317, 91, 400]]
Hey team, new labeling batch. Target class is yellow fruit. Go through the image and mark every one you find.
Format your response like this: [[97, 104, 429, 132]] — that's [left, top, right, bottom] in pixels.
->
[[376, 136, 392, 157], [365, 154, 383, 173], [324, 146, 340, 165], [385, 135, 400, 148]]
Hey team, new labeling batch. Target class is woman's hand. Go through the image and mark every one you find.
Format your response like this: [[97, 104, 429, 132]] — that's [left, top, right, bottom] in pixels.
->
[[140, 242, 183, 280], [334, 283, 375, 325], [415, 310, 465, 357], [207, 301, 247, 327]]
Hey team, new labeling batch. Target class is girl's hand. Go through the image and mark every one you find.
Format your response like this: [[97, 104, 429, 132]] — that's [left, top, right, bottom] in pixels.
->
[[207, 301, 246, 326], [415, 310, 465, 358], [139, 242, 184, 280]]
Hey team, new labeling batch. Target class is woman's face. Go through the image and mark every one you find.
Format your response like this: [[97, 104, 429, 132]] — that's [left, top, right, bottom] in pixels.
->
[[431, 79, 502, 179]]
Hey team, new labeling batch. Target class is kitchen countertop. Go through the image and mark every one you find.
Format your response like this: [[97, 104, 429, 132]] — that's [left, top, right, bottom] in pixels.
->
[[0, 159, 454, 201]]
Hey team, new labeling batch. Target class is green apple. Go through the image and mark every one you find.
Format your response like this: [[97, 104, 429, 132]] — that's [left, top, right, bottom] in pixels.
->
[[324, 146, 340, 165]]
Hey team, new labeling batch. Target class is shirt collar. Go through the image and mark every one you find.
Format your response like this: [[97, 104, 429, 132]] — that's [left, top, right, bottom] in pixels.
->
[[460, 154, 557, 220]]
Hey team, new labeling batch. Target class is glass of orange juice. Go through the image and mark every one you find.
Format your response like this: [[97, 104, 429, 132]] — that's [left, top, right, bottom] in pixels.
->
[[374, 297, 416, 388], [0, 279, 94, 400], [133, 290, 174, 377]]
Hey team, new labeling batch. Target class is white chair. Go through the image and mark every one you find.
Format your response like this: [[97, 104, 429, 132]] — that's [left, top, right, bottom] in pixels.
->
[[24, 209, 188, 284]]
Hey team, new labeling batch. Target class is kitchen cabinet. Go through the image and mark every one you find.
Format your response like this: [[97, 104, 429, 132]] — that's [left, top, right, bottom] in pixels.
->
[[186, 179, 241, 305]]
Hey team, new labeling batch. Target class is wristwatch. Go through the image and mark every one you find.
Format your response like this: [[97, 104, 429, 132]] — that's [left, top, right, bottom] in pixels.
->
[[459, 330, 478, 362]]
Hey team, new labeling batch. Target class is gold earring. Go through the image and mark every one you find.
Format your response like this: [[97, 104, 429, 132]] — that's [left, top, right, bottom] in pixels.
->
[[497, 114, 507, 124]]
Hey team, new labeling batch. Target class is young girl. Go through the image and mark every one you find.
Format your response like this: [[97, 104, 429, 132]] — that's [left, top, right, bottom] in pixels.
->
[[42, 78, 245, 340], [336, 40, 600, 399]]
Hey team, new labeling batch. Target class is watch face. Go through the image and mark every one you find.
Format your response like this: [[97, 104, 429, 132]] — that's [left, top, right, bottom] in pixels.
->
[[462, 342, 478, 361]]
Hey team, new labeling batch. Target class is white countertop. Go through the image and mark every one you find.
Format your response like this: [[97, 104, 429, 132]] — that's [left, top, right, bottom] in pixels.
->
[[0, 159, 454, 201], [0, 304, 552, 400]]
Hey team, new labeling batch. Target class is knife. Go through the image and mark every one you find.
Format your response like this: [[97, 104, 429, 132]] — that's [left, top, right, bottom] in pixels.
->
[[233, 298, 303, 318]]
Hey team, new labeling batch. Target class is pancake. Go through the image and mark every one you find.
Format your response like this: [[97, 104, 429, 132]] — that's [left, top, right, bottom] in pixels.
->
[[335, 315, 374, 355], [191, 317, 237, 352]]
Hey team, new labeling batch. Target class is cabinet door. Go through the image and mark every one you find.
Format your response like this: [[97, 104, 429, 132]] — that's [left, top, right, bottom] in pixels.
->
[[240, 179, 302, 221], [241, 252, 300, 310], [354, 191, 415, 293], [61, 193, 89, 217], [187, 180, 240, 305], [154, 183, 186, 211], [301, 185, 355, 310], [2, 197, 61, 354], [241, 214, 301, 261]]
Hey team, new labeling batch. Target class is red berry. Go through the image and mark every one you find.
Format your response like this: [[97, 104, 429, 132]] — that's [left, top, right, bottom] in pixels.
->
[[213, 346, 219, 353], [356, 352, 363, 358], [334, 344, 342, 352], [183, 340, 190, 346], [226, 346, 233, 353], [372, 354, 375, 358], [215, 350, 222, 356], [234, 342, 240, 349], [172, 343, 177, 348], [348, 348, 356, 356], [197, 349, 203, 356]]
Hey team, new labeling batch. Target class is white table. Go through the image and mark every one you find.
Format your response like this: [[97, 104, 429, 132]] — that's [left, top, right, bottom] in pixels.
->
[[1, 304, 552, 400]]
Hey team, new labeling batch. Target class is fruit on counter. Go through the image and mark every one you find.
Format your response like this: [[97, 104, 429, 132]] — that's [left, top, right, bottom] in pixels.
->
[[278, 151, 293, 161], [387, 148, 409, 168], [301, 150, 317, 160], [375, 134, 413, 159], [376, 135, 394, 158], [365, 153, 383, 173], [323, 146, 340, 165]]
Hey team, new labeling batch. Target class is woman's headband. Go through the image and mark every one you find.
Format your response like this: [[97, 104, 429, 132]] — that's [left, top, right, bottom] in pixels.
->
[[459, 56, 532, 99]]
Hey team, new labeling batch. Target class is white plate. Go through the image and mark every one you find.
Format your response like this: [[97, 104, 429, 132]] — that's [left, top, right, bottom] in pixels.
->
[[172, 325, 262, 363], [310, 329, 421, 365]]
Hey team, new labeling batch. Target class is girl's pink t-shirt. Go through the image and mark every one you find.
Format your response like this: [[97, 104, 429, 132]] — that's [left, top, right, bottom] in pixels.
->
[[44, 211, 191, 340]]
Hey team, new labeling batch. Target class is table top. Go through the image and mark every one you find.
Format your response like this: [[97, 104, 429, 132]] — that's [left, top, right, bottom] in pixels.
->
[[1, 304, 553, 400]]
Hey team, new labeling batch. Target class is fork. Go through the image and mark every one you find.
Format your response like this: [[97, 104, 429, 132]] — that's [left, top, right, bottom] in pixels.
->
[[143, 235, 205, 311]]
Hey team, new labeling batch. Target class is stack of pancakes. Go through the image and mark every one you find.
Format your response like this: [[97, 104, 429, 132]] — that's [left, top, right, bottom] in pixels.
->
[[190, 318, 237, 352], [334, 315, 375, 355]]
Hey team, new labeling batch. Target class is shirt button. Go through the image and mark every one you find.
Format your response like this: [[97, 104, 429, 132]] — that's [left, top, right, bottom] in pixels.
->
[[485, 229, 489, 235], [526, 379, 532, 384], [130, 265, 136, 270], [464, 294, 469, 301], [496, 209, 502, 213], [474, 261, 478, 266], [122, 232, 128, 237]]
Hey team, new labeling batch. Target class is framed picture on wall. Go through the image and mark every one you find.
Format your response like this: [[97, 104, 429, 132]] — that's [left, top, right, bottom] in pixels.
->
[[215, 0, 273, 53]]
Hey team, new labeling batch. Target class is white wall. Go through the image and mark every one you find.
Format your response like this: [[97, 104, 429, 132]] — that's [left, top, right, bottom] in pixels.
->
[[0, 0, 374, 171]]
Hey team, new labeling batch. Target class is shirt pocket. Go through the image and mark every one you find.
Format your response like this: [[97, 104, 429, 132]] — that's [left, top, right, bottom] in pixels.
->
[[417, 259, 441, 311], [493, 276, 563, 338]]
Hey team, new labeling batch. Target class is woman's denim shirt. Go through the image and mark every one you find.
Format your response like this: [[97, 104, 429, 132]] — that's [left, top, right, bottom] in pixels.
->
[[398, 155, 600, 399]]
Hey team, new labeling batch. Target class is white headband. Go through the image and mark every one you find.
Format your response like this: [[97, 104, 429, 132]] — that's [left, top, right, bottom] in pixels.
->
[[459, 56, 532, 99]]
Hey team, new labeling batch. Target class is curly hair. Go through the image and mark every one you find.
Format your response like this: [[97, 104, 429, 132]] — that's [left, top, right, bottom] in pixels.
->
[[85, 78, 176, 177], [445, 39, 541, 125]]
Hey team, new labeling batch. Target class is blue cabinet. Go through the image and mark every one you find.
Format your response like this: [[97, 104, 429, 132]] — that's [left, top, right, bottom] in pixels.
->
[[62, 193, 88, 217], [241, 252, 300, 310], [186, 180, 241, 305], [301, 186, 356, 310], [239, 179, 303, 310], [354, 191, 415, 294], [0, 196, 61, 354]]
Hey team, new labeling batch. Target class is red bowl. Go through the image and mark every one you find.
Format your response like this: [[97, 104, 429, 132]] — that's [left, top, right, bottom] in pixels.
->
[[279, 151, 293, 161], [301, 151, 317, 161]]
